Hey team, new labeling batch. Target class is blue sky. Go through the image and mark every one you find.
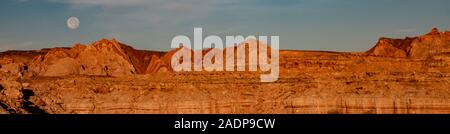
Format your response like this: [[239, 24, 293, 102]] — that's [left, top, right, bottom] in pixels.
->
[[1, 0, 450, 52]]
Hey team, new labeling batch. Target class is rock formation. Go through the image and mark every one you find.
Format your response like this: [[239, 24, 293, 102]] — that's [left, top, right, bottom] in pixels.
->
[[30, 38, 165, 77], [367, 28, 450, 59], [1, 28, 450, 114]]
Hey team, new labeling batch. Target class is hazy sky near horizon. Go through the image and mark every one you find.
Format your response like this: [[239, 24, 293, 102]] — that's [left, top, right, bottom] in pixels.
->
[[1, 0, 450, 52]]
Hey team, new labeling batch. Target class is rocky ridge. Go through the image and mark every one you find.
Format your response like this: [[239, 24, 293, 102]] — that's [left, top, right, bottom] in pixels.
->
[[367, 28, 450, 58]]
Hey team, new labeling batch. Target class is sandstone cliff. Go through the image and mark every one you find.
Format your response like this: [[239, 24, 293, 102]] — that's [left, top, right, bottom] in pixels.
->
[[1, 28, 450, 114]]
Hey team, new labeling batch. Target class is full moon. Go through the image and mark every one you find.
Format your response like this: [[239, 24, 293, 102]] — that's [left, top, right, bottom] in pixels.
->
[[67, 17, 80, 30]]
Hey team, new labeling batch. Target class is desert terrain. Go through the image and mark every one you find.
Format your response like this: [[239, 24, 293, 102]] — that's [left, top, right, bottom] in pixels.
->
[[1, 28, 450, 114]]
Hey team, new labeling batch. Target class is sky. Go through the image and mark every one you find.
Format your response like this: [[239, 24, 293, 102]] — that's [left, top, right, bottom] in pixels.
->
[[0, 0, 450, 52]]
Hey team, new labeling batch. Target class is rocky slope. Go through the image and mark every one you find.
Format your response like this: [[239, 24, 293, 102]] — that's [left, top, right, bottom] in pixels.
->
[[1, 28, 450, 114]]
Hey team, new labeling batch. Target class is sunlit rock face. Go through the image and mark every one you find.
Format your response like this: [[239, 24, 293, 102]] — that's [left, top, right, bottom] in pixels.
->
[[1, 28, 450, 114]]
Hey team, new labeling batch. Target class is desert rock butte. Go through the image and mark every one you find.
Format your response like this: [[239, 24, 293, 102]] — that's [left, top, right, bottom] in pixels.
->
[[1, 28, 450, 114]]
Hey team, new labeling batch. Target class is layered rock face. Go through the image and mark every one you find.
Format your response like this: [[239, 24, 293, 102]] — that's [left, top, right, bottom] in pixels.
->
[[1, 28, 450, 114]]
